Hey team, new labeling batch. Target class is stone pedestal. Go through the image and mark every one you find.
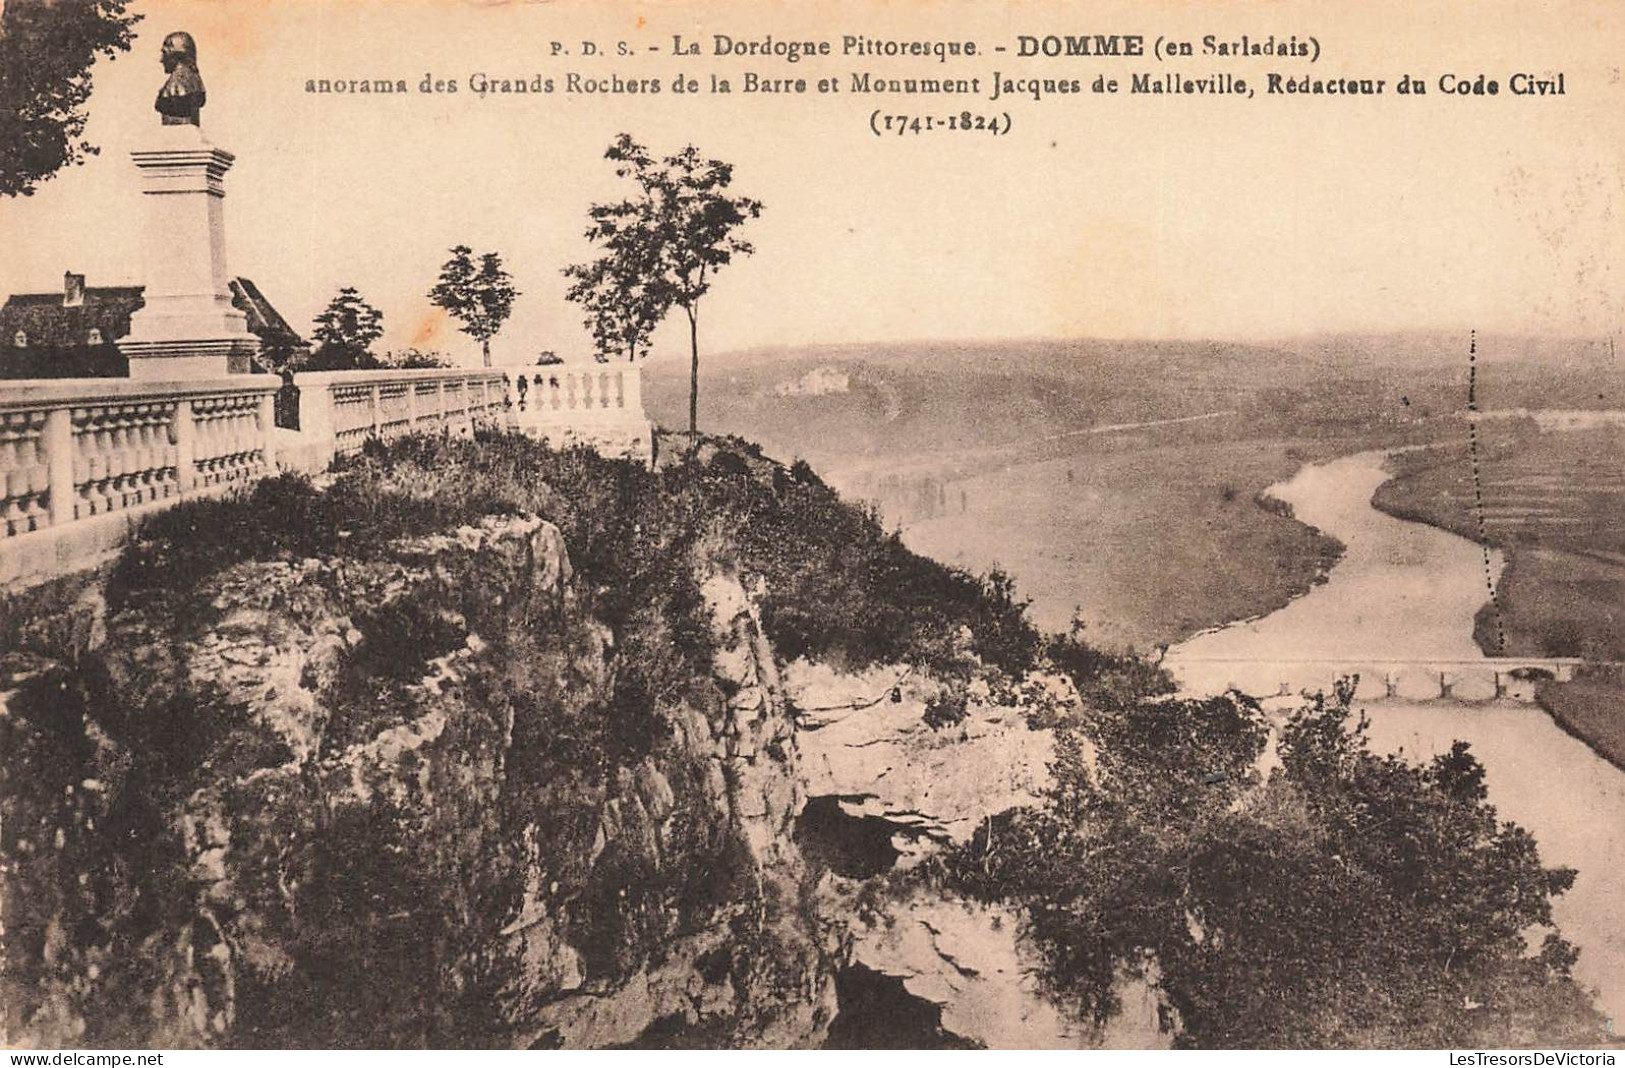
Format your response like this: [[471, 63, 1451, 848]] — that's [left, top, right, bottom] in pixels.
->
[[120, 123, 259, 379]]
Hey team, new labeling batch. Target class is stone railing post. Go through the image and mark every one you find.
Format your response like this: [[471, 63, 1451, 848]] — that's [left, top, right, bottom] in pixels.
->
[[624, 363, 645, 416], [173, 399, 198, 493], [43, 407, 75, 527], [258, 390, 278, 469], [289, 377, 340, 473], [369, 384, 382, 435]]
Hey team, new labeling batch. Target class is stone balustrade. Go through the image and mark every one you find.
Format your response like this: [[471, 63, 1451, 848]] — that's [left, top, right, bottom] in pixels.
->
[[279, 367, 508, 471], [1, 376, 279, 587], [1, 364, 654, 590], [508, 362, 654, 462]]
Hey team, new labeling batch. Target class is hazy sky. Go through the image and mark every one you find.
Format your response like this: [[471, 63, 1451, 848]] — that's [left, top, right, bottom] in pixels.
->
[[3, 0, 1622, 369]]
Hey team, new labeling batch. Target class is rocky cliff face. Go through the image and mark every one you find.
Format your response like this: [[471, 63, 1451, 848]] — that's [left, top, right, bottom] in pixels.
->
[[1, 514, 835, 1048], [787, 660, 1162, 1050], [793, 659, 1062, 854]]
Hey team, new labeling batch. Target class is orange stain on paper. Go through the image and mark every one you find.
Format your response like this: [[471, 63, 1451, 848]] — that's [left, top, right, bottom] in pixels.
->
[[410, 307, 449, 346]]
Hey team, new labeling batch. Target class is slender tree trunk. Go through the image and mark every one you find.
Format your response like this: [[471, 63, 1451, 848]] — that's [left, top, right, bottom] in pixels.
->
[[686, 304, 700, 440], [481, 337, 491, 368]]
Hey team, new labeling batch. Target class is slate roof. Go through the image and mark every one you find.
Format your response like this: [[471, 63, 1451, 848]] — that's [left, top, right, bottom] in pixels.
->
[[1, 286, 145, 349], [0, 276, 309, 378], [228, 277, 307, 353]]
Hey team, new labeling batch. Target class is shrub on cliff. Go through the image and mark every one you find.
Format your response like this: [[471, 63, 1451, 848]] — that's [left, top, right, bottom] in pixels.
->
[[938, 681, 1604, 1048], [1042, 617, 1174, 710], [659, 446, 1041, 676], [364, 432, 1029, 667]]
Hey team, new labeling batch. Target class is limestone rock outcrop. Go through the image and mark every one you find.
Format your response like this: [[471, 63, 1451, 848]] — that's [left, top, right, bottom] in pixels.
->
[[2, 514, 835, 1048], [791, 659, 1064, 852]]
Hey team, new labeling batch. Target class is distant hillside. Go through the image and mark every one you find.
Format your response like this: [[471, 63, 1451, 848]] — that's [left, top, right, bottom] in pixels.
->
[[1283, 332, 1617, 368], [645, 336, 1621, 469], [641, 336, 1622, 651]]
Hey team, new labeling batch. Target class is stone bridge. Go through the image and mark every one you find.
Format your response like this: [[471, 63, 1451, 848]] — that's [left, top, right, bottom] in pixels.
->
[[1165, 655, 1601, 704]]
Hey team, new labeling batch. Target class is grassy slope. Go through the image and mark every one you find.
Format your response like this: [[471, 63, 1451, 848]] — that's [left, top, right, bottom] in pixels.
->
[[109, 432, 1044, 683]]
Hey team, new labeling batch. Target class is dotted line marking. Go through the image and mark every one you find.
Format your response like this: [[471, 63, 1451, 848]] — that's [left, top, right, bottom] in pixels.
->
[[1467, 329, 1508, 653]]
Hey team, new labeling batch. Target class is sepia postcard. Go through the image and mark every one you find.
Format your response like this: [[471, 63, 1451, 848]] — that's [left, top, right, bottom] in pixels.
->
[[1, 0, 1622, 1055]]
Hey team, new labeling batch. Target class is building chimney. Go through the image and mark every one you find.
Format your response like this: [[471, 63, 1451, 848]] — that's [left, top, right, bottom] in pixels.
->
[[63, 272, 86, 307]]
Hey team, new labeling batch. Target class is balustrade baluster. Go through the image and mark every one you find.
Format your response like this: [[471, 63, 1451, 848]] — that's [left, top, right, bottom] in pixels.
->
[[2, 456, 23, 535], [196, 401, 216, 484], [74, 410, 97, 516], [129, 407, 149, 504], [105, 408, 126, 508], [122, 406, 145, 505], [221, 400, 239, 479], [2, 470, 23, 536], [23, 455, 49, 531]]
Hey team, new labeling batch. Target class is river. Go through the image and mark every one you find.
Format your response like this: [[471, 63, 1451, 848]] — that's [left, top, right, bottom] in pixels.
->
[[1170, 451, 1625, 1025]]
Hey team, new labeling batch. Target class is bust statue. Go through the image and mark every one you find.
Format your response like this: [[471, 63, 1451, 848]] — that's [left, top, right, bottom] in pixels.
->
[[155, 32, 205, 125]]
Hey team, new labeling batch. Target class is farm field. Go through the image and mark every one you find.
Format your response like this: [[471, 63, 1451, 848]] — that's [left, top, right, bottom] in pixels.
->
[[1374, 423, 1625, 659], [1374, 422, 1625, 768]]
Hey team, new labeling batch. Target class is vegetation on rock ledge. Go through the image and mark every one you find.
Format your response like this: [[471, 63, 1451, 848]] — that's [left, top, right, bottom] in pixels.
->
[[935, 676, 1603, 1048]]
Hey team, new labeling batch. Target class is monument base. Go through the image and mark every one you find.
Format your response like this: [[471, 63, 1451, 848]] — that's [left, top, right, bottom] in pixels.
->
[[118, 121, 259, 379], [123, 336, 260, 380]]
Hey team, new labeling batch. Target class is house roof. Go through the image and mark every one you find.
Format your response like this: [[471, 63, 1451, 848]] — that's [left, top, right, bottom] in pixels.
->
[[0, 277, 308, 352], [228, 277, 307, 351], [0, 286, 145, 348]]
